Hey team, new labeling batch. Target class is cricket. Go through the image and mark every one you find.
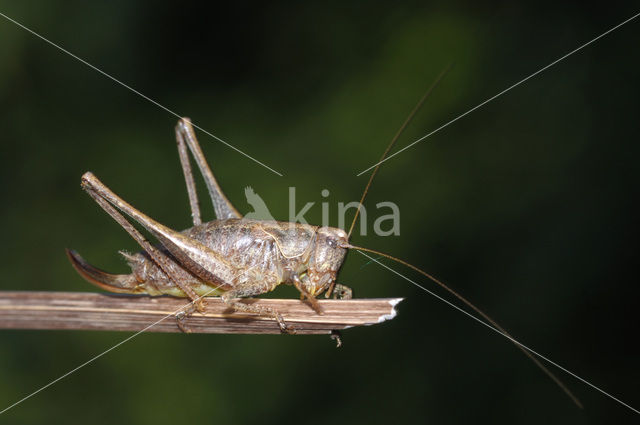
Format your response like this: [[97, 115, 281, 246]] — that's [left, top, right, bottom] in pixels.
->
[[67, 71, 581, 408]]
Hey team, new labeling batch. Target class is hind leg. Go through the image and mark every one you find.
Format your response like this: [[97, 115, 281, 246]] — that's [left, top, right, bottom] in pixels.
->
[[80, 173, 207, 311], [175, 118, 241, 221], [80, 172, 238, 292]]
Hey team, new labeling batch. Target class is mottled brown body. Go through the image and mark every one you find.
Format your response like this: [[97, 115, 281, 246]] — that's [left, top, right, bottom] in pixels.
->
[[68, 118, 350, 332], [114, 219, 347, 299]]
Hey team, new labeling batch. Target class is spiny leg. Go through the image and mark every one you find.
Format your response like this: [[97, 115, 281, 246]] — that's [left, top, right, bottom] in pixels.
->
[[81, 172, 238, 290], [221, 282, 294, 334], [292, 275, 322, 314], [324, 282, 350, 346], [176, 121, 202, 226], [80, 175, 204, 311], [175, 118, 241, 220], [330, 330, 343, 347], [175, 303, 199, 333]]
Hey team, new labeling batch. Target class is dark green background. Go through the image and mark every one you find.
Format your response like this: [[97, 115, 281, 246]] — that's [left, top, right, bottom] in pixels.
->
[[1, 2, 638, 424]]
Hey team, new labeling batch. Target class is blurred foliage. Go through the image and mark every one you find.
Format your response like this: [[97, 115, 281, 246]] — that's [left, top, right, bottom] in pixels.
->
[[0, 1, 639, 424]]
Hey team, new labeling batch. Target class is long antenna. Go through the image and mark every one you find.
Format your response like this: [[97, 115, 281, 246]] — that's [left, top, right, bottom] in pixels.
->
[[347, 64, 452, 238], [346, 243, 583, 408]]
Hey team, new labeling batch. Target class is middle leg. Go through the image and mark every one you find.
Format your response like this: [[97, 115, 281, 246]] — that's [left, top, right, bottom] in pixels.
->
[[221, 281, 294, 334]]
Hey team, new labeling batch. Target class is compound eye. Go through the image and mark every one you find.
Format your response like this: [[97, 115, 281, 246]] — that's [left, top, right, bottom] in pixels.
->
[[327, 239, 337, 248]]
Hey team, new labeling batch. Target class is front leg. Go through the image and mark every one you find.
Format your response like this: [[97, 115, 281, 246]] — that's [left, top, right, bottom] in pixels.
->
[[324, 282, 353, 299], [332, 284, 353, 300], [81, 172, 239, 293], [292, 274, 322, 314], [80, 172, 204, 309]]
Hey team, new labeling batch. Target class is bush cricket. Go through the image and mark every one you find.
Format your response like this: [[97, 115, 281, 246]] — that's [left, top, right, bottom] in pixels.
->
[[67, 70, 581, 408]]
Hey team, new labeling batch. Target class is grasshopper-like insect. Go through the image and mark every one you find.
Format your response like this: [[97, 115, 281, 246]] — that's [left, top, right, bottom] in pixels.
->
[[67, 118, 352, 332], [67, 73, 581, 407]]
